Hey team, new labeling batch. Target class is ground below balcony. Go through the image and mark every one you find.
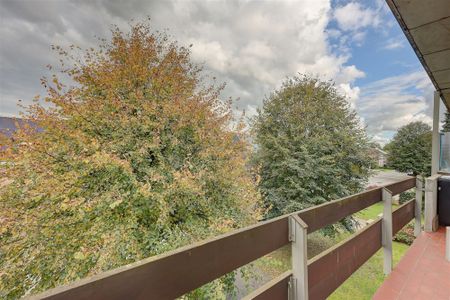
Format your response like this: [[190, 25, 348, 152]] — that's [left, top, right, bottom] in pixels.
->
[[373, 227, 450, 300]]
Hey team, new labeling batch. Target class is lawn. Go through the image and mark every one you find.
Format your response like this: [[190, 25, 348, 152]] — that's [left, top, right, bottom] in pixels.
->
[[355, 202, 384, 220], [355, 200, 406, 221], [329, 241, 409, 300]]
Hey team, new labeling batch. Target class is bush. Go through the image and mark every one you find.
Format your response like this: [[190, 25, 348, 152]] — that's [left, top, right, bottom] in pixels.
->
[[399, 191, 415, 204], [393, 222, 415, 245]]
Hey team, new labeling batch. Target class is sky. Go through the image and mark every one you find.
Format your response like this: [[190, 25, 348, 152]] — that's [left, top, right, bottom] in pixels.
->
[[0, 0, 444, 144]]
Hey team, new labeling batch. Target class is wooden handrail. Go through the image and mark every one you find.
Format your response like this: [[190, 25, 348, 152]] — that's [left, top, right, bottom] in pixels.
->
[[298, 177, 415, 233], [29, 177, 417, 300]]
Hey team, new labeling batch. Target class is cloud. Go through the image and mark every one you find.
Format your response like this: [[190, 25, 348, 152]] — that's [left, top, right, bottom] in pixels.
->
[[337, 83, 360, 107], [0, 0, 367, 118], [332, 1, 384, 47], [357, 71, 434, 144], [334, 2, 381, 32], [382, 38, 405, 50]]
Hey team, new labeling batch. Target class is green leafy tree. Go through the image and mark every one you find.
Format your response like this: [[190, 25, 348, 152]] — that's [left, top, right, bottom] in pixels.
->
[[0, 22, 261, 298], [252, 75, 371, 229], [443, 110, 450, 132], [385, 121, 432, 175]]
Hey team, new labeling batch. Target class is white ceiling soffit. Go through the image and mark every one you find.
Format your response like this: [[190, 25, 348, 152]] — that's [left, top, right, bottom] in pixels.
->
[[386, 0, 450, 110]]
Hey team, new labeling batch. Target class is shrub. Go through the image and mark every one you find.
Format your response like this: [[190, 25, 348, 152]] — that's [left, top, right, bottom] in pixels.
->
[[393, 222, 415, 245], [0, 22, 261, 298]]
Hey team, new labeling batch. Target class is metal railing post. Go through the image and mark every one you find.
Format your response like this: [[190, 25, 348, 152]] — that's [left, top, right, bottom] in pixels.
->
[[414, 177, 423, 237], [289, 215, 308, 300], [382, 188, 393, 275]]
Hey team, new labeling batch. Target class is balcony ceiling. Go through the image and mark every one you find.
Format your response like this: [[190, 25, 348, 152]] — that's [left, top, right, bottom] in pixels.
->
[[386, 0, 450, 110]]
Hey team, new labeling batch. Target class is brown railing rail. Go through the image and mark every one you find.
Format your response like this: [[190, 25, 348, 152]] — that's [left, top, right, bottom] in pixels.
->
[[30, 177, 418, 300]]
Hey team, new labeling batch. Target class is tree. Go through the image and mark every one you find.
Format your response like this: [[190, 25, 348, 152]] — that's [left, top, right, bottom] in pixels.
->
[[385, 121, 432, 175], [252, 75, 372, 229], [443, 110, 450, 132], [0, 22, 261, 298]]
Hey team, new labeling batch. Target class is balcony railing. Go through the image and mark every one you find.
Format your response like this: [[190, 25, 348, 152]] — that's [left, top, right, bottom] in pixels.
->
[[30, 177, 420, 300]]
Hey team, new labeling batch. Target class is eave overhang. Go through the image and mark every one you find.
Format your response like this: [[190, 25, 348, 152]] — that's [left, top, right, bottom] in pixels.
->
[[386, 0, 450, 110]]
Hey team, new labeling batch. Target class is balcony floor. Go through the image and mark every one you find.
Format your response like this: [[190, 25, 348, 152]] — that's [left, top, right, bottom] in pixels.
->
[[373, 227, 450, 300]]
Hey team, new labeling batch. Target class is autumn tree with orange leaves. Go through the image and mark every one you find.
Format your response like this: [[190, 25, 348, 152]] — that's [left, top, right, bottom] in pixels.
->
[[0, 22, 261, 298]]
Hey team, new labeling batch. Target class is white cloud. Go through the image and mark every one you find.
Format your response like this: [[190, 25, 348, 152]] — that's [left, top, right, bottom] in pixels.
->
[[189, 40, 230, 73], [3, 0, 434, 148], [383, 38, 405, 50], [357, 71, 434, 144], [338, 83, 360, 107], [0, 0, 365, 118], [334, 2, 381, 32], [337, 65, 366, 83]]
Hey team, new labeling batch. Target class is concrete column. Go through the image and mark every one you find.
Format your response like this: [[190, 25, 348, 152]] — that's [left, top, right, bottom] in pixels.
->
[[414, 177, 423, 237], [424, 174, 440, 232], [382, 188, 393, 275], [289, 215, 308, 300], [431, 91, 441, 175]]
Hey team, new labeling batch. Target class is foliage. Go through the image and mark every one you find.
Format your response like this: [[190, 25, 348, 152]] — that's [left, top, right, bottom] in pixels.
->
[[393, 222, 415, 245], [399, 191, 415, 204], [0, 22, 261, 298], [384, 121, 432, 176], [252, 75, 372, 232], [443, 110, 450, 132]]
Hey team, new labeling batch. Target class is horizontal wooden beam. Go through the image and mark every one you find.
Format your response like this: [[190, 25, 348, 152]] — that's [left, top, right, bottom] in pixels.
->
[[307, 219, 382, 300], [242, 270, 292, 300], [299, 177, 415, 233], [392, 199, 415, 235], [385, 177, 416, 195], [32, 216, 290, 300]]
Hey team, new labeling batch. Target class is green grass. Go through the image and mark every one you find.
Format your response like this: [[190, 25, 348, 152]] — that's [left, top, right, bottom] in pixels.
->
[[355, 202, 384, 220], [355, 201, 405, 221], [329, 241, 409, 300]]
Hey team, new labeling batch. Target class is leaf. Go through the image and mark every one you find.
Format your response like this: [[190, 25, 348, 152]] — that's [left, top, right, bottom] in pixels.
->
[[109, 199, 123, 209], [73, 252, 85, 260]]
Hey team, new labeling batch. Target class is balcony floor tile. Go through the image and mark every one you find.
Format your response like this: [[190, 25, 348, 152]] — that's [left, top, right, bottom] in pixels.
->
[[373, 227, 450, 300]]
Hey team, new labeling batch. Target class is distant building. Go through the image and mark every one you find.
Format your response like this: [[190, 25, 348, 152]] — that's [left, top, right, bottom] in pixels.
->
[[368, 147, 387, 168]]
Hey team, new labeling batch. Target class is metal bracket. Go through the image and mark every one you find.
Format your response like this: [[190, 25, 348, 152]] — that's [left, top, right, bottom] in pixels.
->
[[288, 276, 297, 300]]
